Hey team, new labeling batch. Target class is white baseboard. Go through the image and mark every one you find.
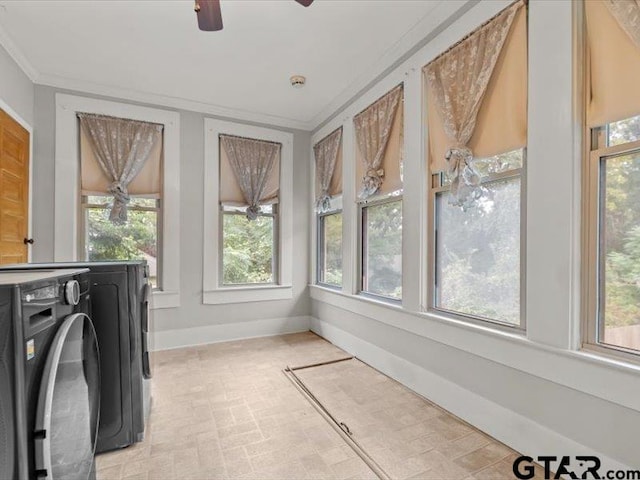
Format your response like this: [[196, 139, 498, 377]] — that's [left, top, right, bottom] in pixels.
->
[[310, 317, 630, 473], [153, 315, 311, 351]]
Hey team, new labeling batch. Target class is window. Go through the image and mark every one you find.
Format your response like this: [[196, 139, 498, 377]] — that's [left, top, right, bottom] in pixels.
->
[[55, 95, 180, 309], [222, 204, 277, 285], [433, 152, 523, 326], [218, 134, 281, 287], [317, 210, 343, 287], [354, 85, 404, 302], [202, 119, 293, 304], [586, 116, 640, 355], [314, 127, 343, 288], [362, 198, 402, 300], [81, 195, 161, 286], [584, 1, 640, 357], [425, 1, 526, 328], [78, 112, 164, 289]]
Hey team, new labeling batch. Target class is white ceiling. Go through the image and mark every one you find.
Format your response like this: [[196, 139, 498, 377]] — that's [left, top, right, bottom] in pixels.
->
[[0, 0, 457, 129]]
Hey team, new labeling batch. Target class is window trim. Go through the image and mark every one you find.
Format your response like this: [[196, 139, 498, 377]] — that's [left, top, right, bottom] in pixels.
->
[[316, 208, 343, 290], [427, 153, 527, 332], [358, 194, 404, 304], [203, 118, 293, 305], [584, 130, 640, 362], [54, 93, 181, 309]]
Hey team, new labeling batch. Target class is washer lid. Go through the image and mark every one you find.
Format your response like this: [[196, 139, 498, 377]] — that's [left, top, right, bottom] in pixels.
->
[[34, 313, 100, 480]]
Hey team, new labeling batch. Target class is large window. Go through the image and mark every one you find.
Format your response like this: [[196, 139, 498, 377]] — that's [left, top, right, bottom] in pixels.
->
[[584, 0, 640, 357], [77, 112, 164, 289], [433, 152, 523, 326], [222, 204, 277, 285], [314, 128, 343, 288], [317, 210, 342, 287], [361, 198, 402, 300], [425, 1, 526, 328], [354, 85, 404, 302], [587, 116, 640, 355], [81, 195, 161, 286], [202, 119, 293, 304], [218, 134, 281, 287]]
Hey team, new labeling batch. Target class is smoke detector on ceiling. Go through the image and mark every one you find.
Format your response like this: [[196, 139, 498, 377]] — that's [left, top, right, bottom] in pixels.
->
[[290, 75, 306, 89]]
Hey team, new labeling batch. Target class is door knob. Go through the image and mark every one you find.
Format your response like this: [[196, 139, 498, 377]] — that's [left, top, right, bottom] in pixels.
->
[[23, 238, 34, 245]]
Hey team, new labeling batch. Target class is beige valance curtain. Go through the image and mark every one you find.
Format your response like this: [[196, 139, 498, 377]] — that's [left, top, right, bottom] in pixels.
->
[[220, 135, 281, 220], [354, 84, 404, 200], [424, 0, 526, 209], [78, 113, 163, 223], [586, 0, 640, 127], [314, 127, 343, 212]]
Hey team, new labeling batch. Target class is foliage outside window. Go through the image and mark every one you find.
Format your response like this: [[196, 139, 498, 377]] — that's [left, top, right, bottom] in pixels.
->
[[588, 115, 640, 355], [432, 150, 523, 327], [317, 211, 343, 287], [82, 195, 160, 286], [222, 204, 277, 285], [362, 198, 403, 300]]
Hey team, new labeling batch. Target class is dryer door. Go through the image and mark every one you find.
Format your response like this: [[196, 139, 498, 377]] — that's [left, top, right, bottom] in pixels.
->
[[34, 313, 100, 480]]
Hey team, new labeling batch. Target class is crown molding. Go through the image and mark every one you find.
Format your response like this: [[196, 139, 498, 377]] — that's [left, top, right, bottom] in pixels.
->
[[37, 73, 315, 131], [0, 0, 473, 133], [0, 22, 39, 82], [309, 0, 475, 131]]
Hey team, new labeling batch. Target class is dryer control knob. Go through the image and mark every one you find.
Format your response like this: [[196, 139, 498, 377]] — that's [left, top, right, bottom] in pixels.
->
[[64, 280, 80, 306]]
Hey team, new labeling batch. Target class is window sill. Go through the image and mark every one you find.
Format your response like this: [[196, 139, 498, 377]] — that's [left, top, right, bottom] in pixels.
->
[[152, 290, 180, 309], [203, 284, 293, 305], [309, 285, 640, 414]]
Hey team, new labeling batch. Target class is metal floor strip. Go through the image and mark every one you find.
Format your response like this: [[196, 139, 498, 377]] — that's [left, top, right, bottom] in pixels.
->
[[283, 358, 392, 480]]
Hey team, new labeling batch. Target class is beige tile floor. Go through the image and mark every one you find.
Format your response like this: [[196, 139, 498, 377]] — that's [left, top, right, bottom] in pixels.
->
[[95, 332, 541, 480], [295, 358, 546, 480]]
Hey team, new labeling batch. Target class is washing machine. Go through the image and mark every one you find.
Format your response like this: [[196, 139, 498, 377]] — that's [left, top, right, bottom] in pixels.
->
[[0, 269, 99, 480], [0, 261, 152, 453]]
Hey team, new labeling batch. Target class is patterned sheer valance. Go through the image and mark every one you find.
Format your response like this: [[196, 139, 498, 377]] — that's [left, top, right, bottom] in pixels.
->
[[586, 0, 640, 126], [78, 113, 163, 223], [314, 127, 343, 213], [424, 0, 525, 210], [220, 135, 281, 220], [354, 84, 404, 200]]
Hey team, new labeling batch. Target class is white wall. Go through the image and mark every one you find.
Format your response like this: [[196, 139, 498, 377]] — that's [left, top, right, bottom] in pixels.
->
[[32, 85, 312, 348], [309, 0, 640, 470], [0, 43, 33, 126]]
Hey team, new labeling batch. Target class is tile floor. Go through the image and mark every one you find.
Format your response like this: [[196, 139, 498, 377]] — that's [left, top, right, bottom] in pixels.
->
[[95, 332, 541, 480], [295, 358, 544, 480]]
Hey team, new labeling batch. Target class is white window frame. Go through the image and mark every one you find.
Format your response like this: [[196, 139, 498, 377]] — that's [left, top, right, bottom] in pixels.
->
[[584, 123, 640, 362], [316, 196, 343, 289], [203, 118, 293, 304], [358, 194, 404, 304], [427, 156, 526, 331], [54, 93, 181, 309]]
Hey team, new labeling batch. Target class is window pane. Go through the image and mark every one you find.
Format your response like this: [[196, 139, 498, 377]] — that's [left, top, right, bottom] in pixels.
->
[[607, 115, 640, 147], [600, 151, 640, 352], [363, 200, 402, 299], [223, 214, 275, 285], [442, 149, 523, 187], [85, 205, 159, 286], [319, 213, 342, 287], [435, 178, 520, 325]]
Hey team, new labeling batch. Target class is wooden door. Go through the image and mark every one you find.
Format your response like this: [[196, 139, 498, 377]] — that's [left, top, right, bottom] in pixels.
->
[[0, 109, 30, 264]]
